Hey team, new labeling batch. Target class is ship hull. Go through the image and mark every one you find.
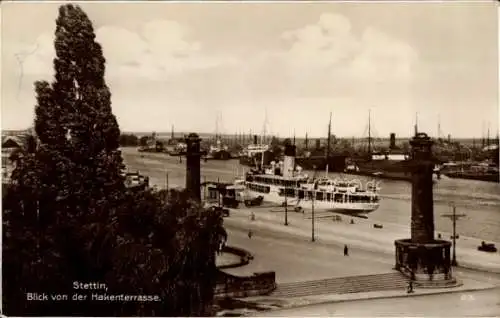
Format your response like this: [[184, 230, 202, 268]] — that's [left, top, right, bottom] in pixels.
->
[[295, 156, 347, 172], [244, 185, 379, 215], [444, 172, 499, 183], [239, 150, 277, 167], [207, 150, 231, 160]]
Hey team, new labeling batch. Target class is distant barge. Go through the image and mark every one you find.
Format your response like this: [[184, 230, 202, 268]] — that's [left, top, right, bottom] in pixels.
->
[[444, 172, 499, 183]]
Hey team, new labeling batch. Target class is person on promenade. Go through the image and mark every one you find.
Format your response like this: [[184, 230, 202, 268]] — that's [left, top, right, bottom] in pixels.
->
[[344, 244, 349, 256], [248, 229, 253, 239], [407, 280, 414, 293]]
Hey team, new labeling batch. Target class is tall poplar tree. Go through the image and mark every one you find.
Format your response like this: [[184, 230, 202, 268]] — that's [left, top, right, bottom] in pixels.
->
[[3, 4, 225, 316], [4, 4, 124, 315]]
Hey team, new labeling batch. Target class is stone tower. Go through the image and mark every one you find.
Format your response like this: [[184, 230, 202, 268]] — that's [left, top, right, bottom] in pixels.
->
[[394, 133, 456, 286], [185, 133, 203, 202]]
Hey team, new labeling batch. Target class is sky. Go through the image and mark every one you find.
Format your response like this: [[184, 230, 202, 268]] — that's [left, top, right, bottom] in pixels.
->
[[1, 1, 499, 139]]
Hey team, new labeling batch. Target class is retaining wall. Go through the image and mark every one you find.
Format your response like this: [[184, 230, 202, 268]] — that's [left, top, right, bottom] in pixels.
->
[[215, 270, 276, 298], [217, 245, 254, 269], [215, 245, 276, 298]]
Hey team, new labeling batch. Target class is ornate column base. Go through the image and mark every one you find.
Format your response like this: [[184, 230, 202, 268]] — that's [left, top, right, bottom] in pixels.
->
[[395, 239, 460, 288]]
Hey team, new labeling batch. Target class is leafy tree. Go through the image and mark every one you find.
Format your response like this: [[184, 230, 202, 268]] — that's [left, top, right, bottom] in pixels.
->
[[270, 136, 282, 157], [139, 135, 149, 147], [119, 133, 139, 147], [282, 138, 292, 147], [3, 4, 225, 316]]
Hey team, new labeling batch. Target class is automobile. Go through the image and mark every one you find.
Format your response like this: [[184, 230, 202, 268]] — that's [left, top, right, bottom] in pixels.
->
[[209, 205, 230, 217], [477, 241, 497, 253], [222, 196, 239, 209], [244, 195, 264, 207]]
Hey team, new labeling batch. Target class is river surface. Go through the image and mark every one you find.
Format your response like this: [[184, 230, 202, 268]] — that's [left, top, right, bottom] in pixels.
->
[[121, 148, 500, 243]]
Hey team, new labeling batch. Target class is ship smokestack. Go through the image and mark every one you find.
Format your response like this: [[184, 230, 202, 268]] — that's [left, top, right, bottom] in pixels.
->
[[390, 133, 396, 150], [283, 143, 296, 179], [253, 135, 258, 145]]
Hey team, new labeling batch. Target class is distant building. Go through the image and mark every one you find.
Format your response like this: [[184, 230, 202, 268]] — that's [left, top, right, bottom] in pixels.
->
[[371, 151, 409, 161], [2, 135, 30, 184]]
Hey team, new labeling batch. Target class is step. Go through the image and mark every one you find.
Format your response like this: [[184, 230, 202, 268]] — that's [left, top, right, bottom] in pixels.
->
[[275, 273, 405, 291], [271, 272, 408, 298]]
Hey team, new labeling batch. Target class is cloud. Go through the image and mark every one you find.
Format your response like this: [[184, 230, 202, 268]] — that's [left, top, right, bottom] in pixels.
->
[[278, 13, 418, 89], [8, 19, 237, 82]]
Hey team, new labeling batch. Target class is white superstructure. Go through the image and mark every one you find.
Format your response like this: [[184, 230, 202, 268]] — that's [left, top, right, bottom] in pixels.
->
[[244, 145, 381, 215]]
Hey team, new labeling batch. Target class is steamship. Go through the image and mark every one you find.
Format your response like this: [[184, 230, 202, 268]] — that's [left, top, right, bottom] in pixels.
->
[[239, 135, 277, 167], [207, 138, 231, 160], [243, 144, 381, 215]]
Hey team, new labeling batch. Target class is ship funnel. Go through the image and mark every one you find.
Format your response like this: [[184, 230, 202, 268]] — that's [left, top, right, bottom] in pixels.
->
[[253, 135, 258, 145], [390, 133, 396, 149], [283, 144, 296, 178]]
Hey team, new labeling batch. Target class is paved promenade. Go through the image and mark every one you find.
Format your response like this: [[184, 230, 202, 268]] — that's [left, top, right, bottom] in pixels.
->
[[223, 205, 500, 274]]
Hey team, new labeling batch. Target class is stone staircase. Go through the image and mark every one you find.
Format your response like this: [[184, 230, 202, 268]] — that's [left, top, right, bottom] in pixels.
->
[[271, 272, 409, 298]]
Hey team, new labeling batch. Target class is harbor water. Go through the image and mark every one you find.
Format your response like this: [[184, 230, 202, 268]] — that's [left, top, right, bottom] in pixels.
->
[[122, 148, 500, 243]]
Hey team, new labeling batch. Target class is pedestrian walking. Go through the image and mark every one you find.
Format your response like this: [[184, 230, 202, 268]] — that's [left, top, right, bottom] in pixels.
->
[[344, 244, 349, 256], [248, 230, 253, 239], [407, 280, 414, 294]]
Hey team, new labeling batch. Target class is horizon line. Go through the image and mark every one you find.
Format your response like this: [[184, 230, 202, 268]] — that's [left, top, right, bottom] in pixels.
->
[[3, 128, 497, 141]]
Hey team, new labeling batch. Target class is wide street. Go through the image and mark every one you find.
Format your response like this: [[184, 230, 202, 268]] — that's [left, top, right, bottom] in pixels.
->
[[261, 287, 500, 317], [222, 203, 500, 275]]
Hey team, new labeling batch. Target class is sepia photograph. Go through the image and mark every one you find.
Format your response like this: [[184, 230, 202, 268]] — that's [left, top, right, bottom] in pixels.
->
[[1, 0, 499, 316]]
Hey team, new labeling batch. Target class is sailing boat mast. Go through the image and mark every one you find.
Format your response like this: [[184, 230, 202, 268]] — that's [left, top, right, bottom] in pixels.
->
[[487, 122, 490, 147], [368, 110, 372, 155], [414, 112, 419, 136], [261, 108, 268, 145], [437, 114, 441, 140], [326, 112, 332, 160], [482, 121, 485, 148], [215, 113, 219, 141]]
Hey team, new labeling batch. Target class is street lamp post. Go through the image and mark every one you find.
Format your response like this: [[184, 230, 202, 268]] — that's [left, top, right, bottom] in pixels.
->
[[284, 186, 288, 226], [311, 190, 315, 242], [441, 204, 466, 266], [311, 165, 316, 242]]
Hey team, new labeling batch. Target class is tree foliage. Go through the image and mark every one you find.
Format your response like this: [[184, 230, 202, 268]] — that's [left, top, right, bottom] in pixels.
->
[[3, 4, 225, 316], [119, 134, 139, 147], [139, 135, 150, 147]]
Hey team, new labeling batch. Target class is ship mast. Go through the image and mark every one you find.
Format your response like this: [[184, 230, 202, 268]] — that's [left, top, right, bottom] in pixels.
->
[[487, 122, 490, 147], [215, 112, 219, 142], [482, 121, 485, 148], [326, 112, 332, 160], [368, 109, 372, 156], [414, 112, 419, 136], [437, 114, 441, 140], [261, 108, 268, 145]]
